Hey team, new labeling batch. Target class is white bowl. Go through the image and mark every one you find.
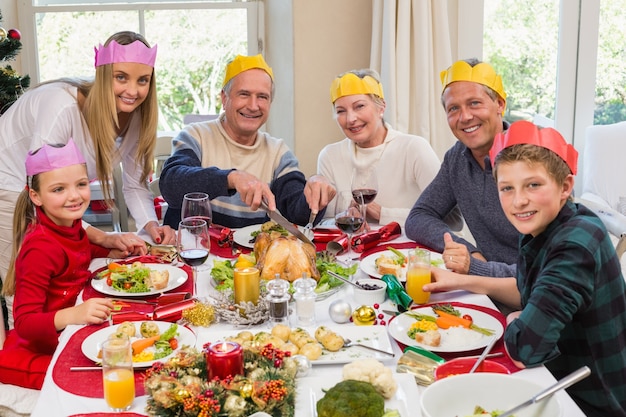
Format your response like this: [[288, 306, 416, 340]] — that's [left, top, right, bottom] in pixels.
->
[[352, 278, 387, 306], [421, 373, 562, 417]]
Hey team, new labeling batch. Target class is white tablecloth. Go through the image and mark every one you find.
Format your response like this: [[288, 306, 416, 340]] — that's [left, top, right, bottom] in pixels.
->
[[30, 238, 587, 417]]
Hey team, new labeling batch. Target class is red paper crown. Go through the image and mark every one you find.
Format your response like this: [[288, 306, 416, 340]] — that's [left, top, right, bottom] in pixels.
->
[[489, 120, 578, 174]]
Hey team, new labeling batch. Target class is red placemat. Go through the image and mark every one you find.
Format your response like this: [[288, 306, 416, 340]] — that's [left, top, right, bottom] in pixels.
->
[[83, 258, 193, 302], [389, 301, 521, 374], [52, 324, 147, 397]]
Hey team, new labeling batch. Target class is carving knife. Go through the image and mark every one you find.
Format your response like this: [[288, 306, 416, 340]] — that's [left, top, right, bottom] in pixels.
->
[[259, 200, 314, 246]]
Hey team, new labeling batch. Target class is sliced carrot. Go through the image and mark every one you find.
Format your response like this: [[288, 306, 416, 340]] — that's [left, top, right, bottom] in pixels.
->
[[131, 335, 160, 355], [433, 309, 472, 328], [108, 262, 125, 271]]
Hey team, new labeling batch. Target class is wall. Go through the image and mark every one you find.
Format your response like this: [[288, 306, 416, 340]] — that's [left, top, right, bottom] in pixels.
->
[[266, 0, 372, 177]]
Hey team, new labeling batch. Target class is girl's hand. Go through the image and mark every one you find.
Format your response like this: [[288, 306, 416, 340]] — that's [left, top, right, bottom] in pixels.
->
[[100, 232, 147, 257], [56, 298, 114, 330]]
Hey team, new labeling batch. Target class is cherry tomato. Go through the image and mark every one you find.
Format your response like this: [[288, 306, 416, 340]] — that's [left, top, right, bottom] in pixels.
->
[[123, 282, 132, 290], [462, 314, 473, 323], [169, 338, 178, 349], [106, 277, 112, 287]]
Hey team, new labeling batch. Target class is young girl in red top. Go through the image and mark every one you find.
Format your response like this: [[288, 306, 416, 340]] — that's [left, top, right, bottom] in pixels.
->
[[0, 139, 122, 389]]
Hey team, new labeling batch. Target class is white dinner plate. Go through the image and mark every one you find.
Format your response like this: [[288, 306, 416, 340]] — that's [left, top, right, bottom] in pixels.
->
[[295, 373, 419, 417], [360, 248, 444, 282], [387, 305, 504, 353], [199, 325, 394, 364], [232, 224, 309, 249], [90, 264, 188, 297], [81, 321, 197, 368]]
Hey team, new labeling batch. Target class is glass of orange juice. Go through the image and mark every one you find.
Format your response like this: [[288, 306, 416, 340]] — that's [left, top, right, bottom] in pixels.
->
[[102, 335, 135, 411], [406, 249, 432, 304]]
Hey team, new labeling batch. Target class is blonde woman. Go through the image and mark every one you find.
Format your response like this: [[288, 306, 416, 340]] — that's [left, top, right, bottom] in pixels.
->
[[0, 31, 175, 336]]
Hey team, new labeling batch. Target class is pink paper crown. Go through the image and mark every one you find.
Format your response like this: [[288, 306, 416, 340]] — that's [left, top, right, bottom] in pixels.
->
[[26, 139, 86, 177], [94, 40, 157, 68], [489, 120, 578, 174]]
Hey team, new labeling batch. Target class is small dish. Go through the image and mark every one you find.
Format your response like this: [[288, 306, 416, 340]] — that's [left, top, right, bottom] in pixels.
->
[[353, 278, 387, 306], [434, 357, 510, 380]]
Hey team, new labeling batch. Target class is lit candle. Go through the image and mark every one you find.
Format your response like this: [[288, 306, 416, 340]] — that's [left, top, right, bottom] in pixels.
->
[[206, 341, 244, 380], [233, 267, 260, 305]]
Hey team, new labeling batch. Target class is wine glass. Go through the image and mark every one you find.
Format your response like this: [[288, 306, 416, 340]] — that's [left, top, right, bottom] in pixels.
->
[[181, 192, 212, 270], [181, 192, 212, 224], [351, 167, 378, 228], [177, 218, 210, 297], [334, 197, 364, 267]]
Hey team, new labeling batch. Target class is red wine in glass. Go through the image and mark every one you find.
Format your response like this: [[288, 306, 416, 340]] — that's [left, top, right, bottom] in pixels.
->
[[351, 189, 378, 205], [335, 215, 365, 233], [179, 248, 209, 267]]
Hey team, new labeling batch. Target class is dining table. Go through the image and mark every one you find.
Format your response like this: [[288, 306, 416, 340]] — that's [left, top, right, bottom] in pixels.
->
[[29, 227, 588, 417]]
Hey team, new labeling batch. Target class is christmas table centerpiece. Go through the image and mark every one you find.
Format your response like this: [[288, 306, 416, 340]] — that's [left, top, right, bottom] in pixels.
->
[[144, 343, 299, 417]]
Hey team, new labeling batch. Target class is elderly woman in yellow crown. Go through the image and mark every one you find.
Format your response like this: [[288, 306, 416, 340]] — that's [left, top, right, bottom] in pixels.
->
[[318, 69, 443, 226], [0, 31, 175, 340], [159, 54, 336, 229]]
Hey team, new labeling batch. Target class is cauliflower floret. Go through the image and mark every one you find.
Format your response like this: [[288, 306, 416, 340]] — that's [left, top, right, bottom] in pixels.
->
[[342, 358, 398, 399]]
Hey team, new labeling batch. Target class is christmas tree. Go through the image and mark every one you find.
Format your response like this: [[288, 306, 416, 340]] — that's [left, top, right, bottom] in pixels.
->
[[0, 11, 30, 114]]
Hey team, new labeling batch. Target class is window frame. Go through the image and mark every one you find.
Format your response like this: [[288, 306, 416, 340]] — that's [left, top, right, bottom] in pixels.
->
[[16, 0, 263, 83]]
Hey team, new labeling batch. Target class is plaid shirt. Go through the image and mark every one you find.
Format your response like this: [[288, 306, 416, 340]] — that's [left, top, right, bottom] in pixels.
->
[[505, 201, 626, 417]]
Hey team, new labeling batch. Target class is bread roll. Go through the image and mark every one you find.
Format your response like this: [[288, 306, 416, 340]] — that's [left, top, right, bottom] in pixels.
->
[[414, 329, 441, 347], [149, 269, 170, 290], [375, 255, 401, 276]]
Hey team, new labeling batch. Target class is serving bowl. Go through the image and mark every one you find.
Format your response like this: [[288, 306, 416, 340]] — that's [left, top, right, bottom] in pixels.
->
[[434, 357, 510, 380], [352, 278, 387, 306], [421, 373, 562, 417]]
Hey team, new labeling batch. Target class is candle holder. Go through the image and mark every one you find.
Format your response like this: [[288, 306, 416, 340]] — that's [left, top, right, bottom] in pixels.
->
[[205, 341, 244, 380]]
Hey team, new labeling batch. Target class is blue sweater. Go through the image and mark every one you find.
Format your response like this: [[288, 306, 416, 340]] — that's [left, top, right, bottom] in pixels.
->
[[405, 136, 518, 277]]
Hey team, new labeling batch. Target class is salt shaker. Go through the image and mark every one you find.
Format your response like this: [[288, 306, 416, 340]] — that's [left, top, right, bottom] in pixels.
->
[[293, 275, 317, 326], [266, 274, 291, 325]]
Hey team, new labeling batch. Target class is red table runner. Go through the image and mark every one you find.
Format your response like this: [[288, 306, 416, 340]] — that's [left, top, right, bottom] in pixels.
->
[[389, 301, 520, 374], [52, 324, 147, 397]]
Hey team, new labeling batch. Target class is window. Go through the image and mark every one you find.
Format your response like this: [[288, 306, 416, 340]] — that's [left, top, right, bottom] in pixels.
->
[[18, 0, 261, 129]]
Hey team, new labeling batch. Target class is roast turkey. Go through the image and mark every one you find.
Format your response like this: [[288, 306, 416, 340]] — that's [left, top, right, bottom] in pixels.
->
[[254, 232, 320, 282]]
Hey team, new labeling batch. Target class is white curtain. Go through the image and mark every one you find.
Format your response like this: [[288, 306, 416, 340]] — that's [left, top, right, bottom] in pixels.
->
[[370, 0, 458, 158]]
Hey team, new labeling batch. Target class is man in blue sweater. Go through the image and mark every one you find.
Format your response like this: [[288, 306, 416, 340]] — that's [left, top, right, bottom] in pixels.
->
[[405, 59, 518, 277], [159, 55, 335, 229]]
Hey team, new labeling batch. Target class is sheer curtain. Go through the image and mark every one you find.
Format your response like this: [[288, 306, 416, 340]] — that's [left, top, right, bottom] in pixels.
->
[[370, 0, 458, 158]]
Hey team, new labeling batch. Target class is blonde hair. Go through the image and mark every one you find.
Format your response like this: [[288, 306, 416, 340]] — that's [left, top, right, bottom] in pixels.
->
[[36, 31, 158, 205], [2, 177, 40, 296]]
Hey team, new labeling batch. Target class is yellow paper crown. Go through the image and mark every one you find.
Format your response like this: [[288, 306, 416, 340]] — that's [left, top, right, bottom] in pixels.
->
[[330, 73, 384, 103], [440, 61, 507, 102], [223, 54, 274, 87]]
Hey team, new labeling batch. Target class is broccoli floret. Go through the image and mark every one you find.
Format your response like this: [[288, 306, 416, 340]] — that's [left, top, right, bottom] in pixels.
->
[[316, 380, 385, 417]]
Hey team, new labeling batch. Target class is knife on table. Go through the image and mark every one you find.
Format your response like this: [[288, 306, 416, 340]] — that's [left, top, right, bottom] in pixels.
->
[[259, 200, 315, 246]]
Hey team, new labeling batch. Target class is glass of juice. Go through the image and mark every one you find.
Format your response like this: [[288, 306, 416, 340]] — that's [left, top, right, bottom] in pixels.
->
[[406, 249, 432, 304], [102, 335, 135, 411]]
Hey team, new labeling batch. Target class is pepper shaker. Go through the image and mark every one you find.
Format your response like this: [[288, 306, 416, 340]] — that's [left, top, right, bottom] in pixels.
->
[[266, 274, 291, 325]]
